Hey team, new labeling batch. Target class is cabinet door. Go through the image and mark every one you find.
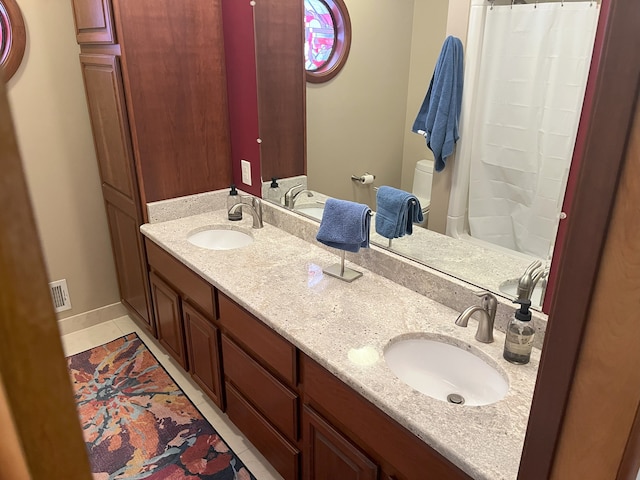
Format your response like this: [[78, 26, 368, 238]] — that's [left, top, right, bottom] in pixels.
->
[[150, 272, 187, 368], [71, 0, 115, 44], [105, 200, 153, 333], [81, 53, 153, 331], [183, 302, 223, 409], [80, 54, 138, 204], [303, 406, 378, 480]]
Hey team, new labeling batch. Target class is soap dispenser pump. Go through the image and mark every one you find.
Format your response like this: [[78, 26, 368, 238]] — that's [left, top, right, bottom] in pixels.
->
[[503, 299, 535, 365], [267, 177, 282, 204], [227, 184, 242, 221]]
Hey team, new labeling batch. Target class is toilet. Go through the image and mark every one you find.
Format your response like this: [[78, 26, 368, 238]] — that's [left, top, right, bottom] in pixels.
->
[[411, 159, 433, 227]]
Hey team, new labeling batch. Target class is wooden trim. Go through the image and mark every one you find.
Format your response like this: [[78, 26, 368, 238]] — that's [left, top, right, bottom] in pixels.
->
[[0, 80, 92, 478], [549, 97, 640, 478], [618, 403, 640, 480], [519, 0, 640, 475]]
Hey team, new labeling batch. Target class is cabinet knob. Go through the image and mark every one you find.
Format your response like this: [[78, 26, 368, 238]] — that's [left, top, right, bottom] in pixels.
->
[[256, 138, 262, 144]]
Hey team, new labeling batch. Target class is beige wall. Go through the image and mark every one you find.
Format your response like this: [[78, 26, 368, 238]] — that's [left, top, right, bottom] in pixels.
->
[[307, 0, 448, 208], [6, 0, 120, 319]]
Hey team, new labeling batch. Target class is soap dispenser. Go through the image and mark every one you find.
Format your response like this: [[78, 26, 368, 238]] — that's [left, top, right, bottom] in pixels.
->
[[503, 299, 535, 365], [227, 184, 242, 221], [267, 177, 283, 204]]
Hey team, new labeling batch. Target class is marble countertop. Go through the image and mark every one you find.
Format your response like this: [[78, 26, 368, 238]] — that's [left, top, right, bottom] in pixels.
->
[[141, 209, 539, 480]]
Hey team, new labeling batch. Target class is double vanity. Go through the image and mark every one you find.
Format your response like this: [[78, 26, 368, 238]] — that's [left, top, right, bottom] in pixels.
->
[[140, 190, 540, 480]]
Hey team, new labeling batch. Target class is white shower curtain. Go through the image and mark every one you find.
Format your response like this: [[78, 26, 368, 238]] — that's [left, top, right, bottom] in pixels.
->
[[464, 1, 599, 259]]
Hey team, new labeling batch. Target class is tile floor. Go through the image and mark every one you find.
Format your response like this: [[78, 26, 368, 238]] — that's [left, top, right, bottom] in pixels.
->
[[61, 315, 284, 480]]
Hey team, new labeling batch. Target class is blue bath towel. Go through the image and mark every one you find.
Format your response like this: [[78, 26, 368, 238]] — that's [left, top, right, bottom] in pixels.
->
[[412, 36, 464, 172], [375, 186, 423, 239], [316, 198, 371, 253]]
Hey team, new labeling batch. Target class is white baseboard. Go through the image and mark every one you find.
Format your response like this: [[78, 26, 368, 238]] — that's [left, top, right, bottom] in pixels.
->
[[57, 302, 128, 336]]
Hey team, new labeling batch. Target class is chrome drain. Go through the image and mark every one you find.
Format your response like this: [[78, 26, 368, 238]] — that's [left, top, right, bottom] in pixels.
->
[[447, 393, 465, 405]]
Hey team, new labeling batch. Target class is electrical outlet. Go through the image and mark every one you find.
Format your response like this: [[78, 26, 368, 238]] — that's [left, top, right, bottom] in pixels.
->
[[241, 159, 252, 186]]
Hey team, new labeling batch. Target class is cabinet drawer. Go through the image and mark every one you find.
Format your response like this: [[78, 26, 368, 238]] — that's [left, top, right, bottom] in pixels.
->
[[218, 293, 296, 385], [226, 383, 299, 480], [146, 239, 215, 318], [222, 335, 297, 441]]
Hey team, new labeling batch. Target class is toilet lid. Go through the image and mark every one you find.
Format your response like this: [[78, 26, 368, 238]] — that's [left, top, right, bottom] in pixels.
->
[[414, 195, 430, 212]]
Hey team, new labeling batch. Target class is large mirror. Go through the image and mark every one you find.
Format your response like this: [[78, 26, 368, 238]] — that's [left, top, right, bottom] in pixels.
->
[[262, 0, 600, 313]]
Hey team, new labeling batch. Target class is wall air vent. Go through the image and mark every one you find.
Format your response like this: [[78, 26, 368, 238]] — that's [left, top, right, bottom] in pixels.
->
[[49, 279, 72, 313]]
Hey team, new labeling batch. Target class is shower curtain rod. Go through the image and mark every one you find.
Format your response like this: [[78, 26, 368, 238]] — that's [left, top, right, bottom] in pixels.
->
[[488, 0, 598, 7]]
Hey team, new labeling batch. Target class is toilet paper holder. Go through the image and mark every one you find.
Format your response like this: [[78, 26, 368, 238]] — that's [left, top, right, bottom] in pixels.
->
[[351, 173, 376, 184]]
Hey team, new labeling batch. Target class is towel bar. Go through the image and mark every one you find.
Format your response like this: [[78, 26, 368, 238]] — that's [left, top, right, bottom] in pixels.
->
[[323, 249, 363, 283], [372, 187, 418, 205]]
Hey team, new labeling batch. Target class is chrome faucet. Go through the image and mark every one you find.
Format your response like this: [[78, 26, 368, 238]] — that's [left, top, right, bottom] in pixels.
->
[[283, 184, 304, 208], [517, 260, 548, 301], [228, 196, 263, 229], [455, 292, 498, 343], [291, 188, 314, 207]]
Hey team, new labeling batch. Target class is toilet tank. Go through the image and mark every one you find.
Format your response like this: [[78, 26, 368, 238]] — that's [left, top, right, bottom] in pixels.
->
[[412, 159, 434, 205]]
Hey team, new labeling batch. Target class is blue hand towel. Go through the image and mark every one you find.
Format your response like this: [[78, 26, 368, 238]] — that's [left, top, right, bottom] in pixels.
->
[[412, 36, 464, 172], [316, 198, 371, 253], [375, 186, 423, 239]]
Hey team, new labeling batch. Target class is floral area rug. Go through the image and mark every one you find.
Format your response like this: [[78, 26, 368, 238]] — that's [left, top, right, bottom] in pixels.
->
[[67, 333, 255, 480]]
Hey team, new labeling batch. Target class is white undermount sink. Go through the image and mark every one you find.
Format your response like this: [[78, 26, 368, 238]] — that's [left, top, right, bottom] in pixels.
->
[[384, 337, 508, 406], [187, 228, 253, 251], [294, 205, 325, 221]]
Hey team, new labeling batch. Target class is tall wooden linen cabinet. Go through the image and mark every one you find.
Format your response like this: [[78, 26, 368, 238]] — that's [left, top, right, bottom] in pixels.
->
[[70, 0, 233, 333]]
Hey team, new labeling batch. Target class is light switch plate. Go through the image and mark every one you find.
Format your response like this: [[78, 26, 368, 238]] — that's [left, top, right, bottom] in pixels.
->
[[241, 159, 252, 186]]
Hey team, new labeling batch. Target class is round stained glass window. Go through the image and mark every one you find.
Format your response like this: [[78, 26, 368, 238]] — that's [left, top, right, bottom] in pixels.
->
[[304, 0, 351, 83], [305, 0, 335, 72], [0, 0, 25, 81]]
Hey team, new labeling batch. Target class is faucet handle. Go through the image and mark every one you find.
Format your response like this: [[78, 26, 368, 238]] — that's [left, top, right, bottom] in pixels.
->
[[475, 291, 497, 313], [523, 260, 543, 277]]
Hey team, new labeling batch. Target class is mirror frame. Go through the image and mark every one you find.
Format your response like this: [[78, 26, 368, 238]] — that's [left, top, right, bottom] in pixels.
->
[[0, 0, 26, 81]]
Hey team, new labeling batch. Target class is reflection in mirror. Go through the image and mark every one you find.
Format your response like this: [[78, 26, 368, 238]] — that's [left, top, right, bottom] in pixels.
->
[[262, 0, 600, 313]]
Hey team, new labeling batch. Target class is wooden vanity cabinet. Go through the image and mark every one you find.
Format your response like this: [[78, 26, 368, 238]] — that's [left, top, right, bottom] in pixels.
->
[[218, 293, 300, 480], [71, 0, 233, 336], [302, 355, 472, 480], [139, 244, 470, 479], [146, 239, 223, 408]]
